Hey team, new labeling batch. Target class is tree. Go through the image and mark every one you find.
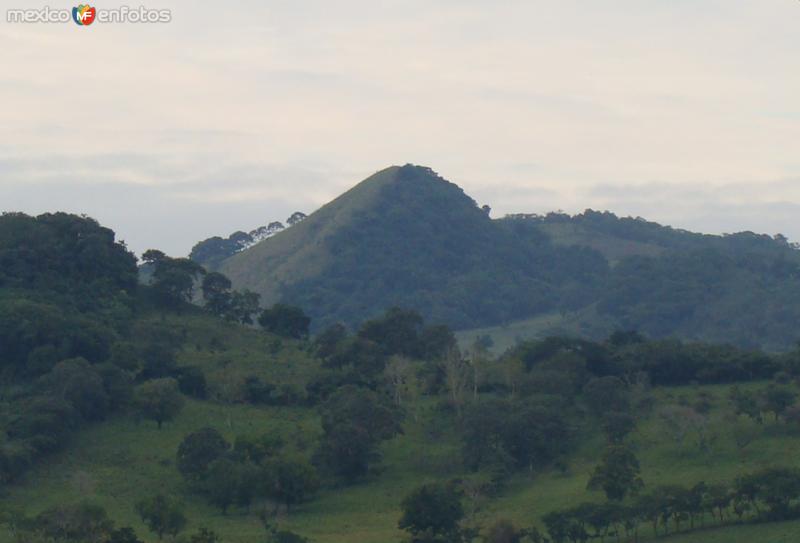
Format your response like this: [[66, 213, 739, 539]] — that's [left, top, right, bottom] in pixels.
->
[[230, 289, 261, 324], [144, 251, 205, 307], [728, 386, 763, 423], [262, 456, 320, 511], [189, 527, 221, 543], [582, 376, 630, 415], [462, 398, 569, 474], [440, 348, 470, 417], [317, 386, 402, 481], [203, 457, 242, 514], [177, 427, 230, 482], [109, 527, 144, 543], [734, 467, 800, 520], [384, 355, 414, 406], [138, 342, 178, 381], [34, 502, 114, 543], [39, 358, 109, 421], [399, 483, 464, 543], [135, 495, 186, 540], [358, 307, 424, 358], [286, 211, 307, 226], [483, 519, 523, 543], [201, 272, 233, 316], [258, 304, 311, 339], [763, 385, 797, 421], [134, 378, 184, 429], [466, 338, 490, 400], [587, 445, 644, 501], [602, 411, 637, 444]]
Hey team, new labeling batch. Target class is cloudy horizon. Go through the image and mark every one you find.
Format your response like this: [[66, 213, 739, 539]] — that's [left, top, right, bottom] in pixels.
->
[[1, 0, 799, 256]]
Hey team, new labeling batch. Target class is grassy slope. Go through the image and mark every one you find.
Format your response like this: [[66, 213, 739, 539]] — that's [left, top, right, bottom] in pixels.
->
[[219, 167, 400, 306], [4, 313, 800, 542], [455, 306, 615, 355], [452, 221, 667, 354], [537, 222, 665, 266]]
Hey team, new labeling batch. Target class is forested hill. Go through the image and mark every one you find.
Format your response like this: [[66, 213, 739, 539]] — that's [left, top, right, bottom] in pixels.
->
[[209, 164, 800, 350]]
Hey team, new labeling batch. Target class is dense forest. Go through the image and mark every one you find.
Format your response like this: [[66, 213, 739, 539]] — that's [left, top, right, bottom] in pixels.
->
[[207, 165, 800, 350], [5, 211, 800, 542]]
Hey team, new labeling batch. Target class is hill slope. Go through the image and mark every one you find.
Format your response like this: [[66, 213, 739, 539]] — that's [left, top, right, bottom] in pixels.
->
[[214, 166, 800, 350], [219, 165, 607, 331]]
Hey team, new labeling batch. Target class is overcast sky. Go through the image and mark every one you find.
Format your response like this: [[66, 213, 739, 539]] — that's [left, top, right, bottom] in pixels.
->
[[1, 0, 799, 256]]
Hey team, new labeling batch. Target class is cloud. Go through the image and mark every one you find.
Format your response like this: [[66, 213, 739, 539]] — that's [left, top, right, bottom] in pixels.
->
[[0, 0, 798, 253]]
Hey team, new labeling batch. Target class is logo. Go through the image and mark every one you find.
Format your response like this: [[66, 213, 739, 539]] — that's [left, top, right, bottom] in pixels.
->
[[72, 4, 96, 25]]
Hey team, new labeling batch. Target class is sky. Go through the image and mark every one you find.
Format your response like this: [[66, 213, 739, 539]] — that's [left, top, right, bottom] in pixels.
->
[[1, 0, 799, 256]]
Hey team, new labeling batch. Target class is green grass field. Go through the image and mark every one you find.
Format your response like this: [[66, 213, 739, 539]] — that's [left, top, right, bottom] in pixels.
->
[[4, 312, 800, 543]]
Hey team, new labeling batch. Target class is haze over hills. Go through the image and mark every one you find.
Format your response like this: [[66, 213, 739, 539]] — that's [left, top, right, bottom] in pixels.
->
[[198, 164, 800, 350]]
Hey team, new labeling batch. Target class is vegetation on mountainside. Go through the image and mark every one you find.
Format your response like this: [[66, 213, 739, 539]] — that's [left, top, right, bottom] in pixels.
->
[[209, 165, 800, 350], [7, 212, 800, 543]]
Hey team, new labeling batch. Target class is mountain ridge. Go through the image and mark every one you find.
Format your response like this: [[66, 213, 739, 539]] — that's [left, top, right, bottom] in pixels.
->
[[204, 165, 800, 349]]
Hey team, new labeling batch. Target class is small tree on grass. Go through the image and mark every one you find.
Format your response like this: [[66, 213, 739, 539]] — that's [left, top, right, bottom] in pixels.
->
[[135, 494, 186, 540], [399, 482, 465, 543], [109, 527, 144, 543], [177, 427, 230, 482], [189, 527, 222, 543], [483, 519, 523, 543], [134, 378, 184, 429], [587, 445, 644, 502]]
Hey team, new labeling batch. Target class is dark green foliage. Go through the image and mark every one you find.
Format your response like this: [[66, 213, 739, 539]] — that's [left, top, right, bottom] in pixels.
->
[[190, 230, 255, 268], [308, 309, 456, 396], [316, 385, 403, 481], [138, 342, 178, 381], [734, 467, 800, 520], [482, 519, 523, 543], [729, 386, 763, 422], [596, 233, 800, 350], [0, 299, 116, 377], [201, 272, 261, 324], [587, 445, 644, 501], [266, 529, 311, 543], [134, 378, 184, 429], [399, 482, 464, 543], [0, 212, 137, 312], [174, 366, 208, 398], [203, 458, 242, 514], [506, 334, 780, 389], [142, 250, 205, 308], [135, 494, 187, 539], [258, 304, 311, 339], [108, 342, 139, 372], [97, 363, 135, 410], [357, 307, 425, 357], [109, 527, 145, 543], [261, 456, 320, 510], [33, 502, 114, 542], [7, 396, 79, 454], [233, 433, 283, 464], [462, 398, 569, 473], [202, 272, 233, 316], [763, 384, 797, 421], [242, 375, 276, 404], [601, 411, 637, 444], [176, 428, 230, 482], [39, 358, 109, 421], [188, 527, 222, 543], [582, 376, 630, 415]]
